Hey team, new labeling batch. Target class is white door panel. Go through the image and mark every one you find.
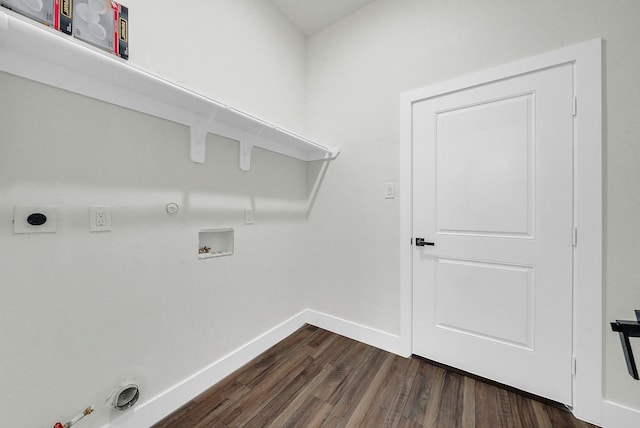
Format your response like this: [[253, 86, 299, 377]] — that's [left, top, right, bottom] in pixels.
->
[[436, 94, 533, 236], [412, 63, 574, 404], [435, 258, 534, 349]]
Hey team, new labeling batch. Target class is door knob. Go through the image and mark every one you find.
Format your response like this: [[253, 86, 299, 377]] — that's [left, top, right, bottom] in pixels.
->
[[415, 238, 434, 247]]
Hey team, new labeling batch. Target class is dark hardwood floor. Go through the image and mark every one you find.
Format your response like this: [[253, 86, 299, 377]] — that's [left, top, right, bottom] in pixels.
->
[[153, 325, 598, 428]]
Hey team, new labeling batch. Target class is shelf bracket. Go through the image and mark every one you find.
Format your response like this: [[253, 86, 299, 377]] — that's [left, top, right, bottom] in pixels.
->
[[190, 110, 218, 163], [239, 127, 264, 172]]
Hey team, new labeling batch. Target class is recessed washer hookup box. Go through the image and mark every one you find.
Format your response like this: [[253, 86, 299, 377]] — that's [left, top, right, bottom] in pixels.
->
[[73, 0, 128, 59], [1, 0, 73, 34]]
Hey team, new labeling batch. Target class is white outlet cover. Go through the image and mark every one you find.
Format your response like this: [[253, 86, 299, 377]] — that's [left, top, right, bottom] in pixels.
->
[[244, 208, 254, 225], [13, 206, 57, 234], [90, 206, 112, 232]]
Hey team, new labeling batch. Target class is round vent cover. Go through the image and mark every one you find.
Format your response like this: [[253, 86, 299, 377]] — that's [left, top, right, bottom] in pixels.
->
[[113, 383, 140, 411]]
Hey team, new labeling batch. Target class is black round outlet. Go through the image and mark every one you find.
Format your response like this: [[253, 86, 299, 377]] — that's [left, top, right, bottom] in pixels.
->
[[27, 213, 47, 226]]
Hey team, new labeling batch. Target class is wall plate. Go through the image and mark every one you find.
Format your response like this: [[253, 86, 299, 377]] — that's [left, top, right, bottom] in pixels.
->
[[244, 208, 254, 225], [384, 182, 395, 199], [13, 206, 57, 234], [90, 206, 112, 232]]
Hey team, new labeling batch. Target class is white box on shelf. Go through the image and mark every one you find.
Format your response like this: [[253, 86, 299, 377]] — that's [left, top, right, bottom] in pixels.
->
[[1, 0, 73, 34], [72, 0, 128, 59]]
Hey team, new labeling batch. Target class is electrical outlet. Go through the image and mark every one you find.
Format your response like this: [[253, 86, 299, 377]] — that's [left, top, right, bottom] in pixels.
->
[[244, 209, 254, 225], [96, 210, 106, 226], [90, 206, 112, 232]]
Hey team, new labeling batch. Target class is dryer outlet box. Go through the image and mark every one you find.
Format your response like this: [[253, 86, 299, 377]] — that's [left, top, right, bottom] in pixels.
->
[[13, 206, 58, 234]]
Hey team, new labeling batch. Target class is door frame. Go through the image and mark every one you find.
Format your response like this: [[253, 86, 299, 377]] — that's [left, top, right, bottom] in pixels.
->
[[399, 39, 602, 425]]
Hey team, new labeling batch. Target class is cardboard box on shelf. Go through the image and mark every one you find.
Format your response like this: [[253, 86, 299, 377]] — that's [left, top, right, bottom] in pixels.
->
[[1, 0, 73, 35], [73, 0, 127, 59]]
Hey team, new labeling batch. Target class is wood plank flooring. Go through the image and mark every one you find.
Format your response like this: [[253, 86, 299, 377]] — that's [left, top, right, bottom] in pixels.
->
[[153, 325, 598, 428]]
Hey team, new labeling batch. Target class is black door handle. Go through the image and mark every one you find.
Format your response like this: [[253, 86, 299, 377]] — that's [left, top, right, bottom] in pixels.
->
[[415, 238, 434, 247]]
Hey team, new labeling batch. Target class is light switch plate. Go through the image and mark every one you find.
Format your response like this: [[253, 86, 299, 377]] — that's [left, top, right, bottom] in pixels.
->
[[384, 182, 395, 199], [13, 206, 57, 234]]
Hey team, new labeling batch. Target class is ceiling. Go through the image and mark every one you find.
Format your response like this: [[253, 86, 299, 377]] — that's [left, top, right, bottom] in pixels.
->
[[269, 0, 377, 36]]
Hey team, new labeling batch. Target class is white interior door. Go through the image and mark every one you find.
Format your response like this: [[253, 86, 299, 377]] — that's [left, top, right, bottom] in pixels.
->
[[412, 63, 574, 405]]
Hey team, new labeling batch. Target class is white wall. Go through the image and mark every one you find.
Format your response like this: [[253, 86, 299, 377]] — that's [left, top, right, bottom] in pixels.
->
[[127, 0, 307, 132], [305, 0, 640, 415], [0, 1, 310, 427]]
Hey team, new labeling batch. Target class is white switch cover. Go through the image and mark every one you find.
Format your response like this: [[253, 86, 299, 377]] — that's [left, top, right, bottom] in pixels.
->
[[90, 206, 112, 232], [13, 206, 57, 234], [384, 183, 395, 199]]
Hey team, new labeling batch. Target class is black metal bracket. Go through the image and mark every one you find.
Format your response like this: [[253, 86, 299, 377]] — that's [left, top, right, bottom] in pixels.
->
[[610, 310, 640, 380]]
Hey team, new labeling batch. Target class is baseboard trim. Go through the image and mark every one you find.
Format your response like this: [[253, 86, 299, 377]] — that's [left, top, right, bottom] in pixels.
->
[[305, 309, 404, 356], [104, 310, 308, 428], [602, 400, 640, 428]]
